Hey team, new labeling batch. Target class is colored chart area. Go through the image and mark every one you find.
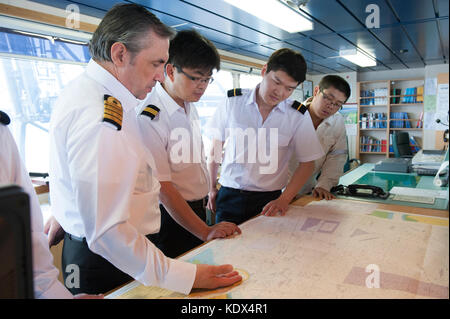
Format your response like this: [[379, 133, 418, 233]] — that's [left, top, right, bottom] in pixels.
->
[[108, 199, 448, 299], [402, 214, 449, 226], [370, 209, 449, 226], [369, 210, 394, 219]]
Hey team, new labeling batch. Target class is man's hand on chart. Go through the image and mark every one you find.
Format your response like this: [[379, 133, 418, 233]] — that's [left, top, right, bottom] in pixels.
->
[[205, 222, 241, 241], [260, 197, 290, 216], [312, 187, 336, 200], [193, 264, 242, 290]]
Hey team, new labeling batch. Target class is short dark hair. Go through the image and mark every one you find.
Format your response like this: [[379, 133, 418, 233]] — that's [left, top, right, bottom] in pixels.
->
[[167, 29, 220, 72], [266, 48, 307, 84], [318, 75, 351, 102], [89, 3, 175, 62]]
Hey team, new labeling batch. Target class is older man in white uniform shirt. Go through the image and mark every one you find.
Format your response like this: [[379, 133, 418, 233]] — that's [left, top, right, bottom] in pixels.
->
[[48, 4, 241, 295]]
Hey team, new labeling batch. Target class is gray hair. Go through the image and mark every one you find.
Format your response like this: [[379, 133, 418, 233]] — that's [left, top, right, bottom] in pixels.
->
[[89, 3, 175, 62]]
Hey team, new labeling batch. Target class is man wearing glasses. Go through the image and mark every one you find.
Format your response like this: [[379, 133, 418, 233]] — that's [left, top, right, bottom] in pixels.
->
[[289, 75, 351, 200], [137, 30, 241, 258]]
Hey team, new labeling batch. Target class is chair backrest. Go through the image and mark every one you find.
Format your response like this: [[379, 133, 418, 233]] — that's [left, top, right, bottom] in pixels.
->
[[343, 136, 360, 173], [393, 131, 413, 157]]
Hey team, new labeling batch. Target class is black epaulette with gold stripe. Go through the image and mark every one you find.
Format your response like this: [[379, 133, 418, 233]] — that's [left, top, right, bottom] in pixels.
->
[[0, 110, 11, 125], [103, 95, 123, 130], [141, 104, 160, 120], [227, 88, 242, 97], [291, 100, 308, 114]]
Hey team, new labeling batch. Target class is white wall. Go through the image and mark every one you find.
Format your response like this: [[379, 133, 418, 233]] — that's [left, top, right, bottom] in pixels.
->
[[357, 67, 425, 82]]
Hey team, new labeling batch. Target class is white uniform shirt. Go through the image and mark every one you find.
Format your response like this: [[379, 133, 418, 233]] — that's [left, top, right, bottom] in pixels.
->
[[137, 82, 209, 201], [0, 124, 73, 299], [204, 86, 324, 191], [49, 60, 196, 294], [289, 98, 348, 194]]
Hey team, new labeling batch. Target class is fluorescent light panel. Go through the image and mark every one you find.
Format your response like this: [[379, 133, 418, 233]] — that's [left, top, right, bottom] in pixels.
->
[[224, 0, 313, 33], [340, 49, 376, 67]]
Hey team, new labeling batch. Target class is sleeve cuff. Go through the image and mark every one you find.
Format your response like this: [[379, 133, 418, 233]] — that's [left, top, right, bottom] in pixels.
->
[[160, 259, 197, 295], [315, 181, 334, 192]]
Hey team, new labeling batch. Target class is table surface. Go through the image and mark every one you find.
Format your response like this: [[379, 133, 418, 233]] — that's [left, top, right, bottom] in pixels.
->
[[107, 196, 449, 299]]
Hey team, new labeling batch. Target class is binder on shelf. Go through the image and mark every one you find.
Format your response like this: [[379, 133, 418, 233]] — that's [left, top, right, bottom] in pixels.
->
[[401, 88, 408, 103], [416, 112, 424, 128], [361, 113, 367, 129], [381, 139, 387, 152], [391, 88, 401, 104], [404, 112, 411, 128], [389, 133, 393, 153], [410, 136, 420, 152], [416, 86, 423, 102]]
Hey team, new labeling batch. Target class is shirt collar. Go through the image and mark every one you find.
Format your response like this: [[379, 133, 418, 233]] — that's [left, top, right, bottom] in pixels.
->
[[85, 59, 139, 112], [154, 82, 190, 117], [247, 84, 287, 113]]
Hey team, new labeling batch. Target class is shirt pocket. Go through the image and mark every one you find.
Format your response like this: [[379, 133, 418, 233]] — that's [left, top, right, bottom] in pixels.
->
[[277, 133, 290, 148], [228, 123, 256, 164]]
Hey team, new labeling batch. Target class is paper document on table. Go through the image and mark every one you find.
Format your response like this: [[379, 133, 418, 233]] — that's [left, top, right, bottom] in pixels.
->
[[389, 186, 448, 200], [412, 150, 445, 168], [390, 194, 435, 204]]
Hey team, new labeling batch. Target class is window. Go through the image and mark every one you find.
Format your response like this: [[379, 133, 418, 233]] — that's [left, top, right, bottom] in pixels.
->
[[196, 69, 234, 129], [240, 73, 262, 89], [0, 29, 88, 174]]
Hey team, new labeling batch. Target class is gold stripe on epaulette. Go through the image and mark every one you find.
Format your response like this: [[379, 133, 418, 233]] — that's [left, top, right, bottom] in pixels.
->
[[145, 107, 158, 116], [103, 110, 122, 122], [141, 104, 160, 120], [103, 95, 123, 130], [104, 106, 123, 118]]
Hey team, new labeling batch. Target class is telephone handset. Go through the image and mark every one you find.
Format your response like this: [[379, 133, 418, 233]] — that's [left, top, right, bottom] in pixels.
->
[[330, 184, 389, 199]]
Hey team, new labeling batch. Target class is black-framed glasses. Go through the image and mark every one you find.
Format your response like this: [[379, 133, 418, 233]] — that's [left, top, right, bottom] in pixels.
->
[[173, 65, 214, 84], [320, 88, 344, 109]]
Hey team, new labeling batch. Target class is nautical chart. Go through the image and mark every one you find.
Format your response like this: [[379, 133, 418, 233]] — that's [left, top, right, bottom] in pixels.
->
[[108, 199, 448, 299]]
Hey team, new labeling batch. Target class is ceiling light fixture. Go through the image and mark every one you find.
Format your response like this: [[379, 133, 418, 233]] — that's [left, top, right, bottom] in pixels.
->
[[339, 49, 376, 67], [223, 0, 313, 33]]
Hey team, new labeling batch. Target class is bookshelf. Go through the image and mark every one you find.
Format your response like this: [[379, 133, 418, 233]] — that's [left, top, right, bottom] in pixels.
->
[[356, 78, 424, 163]]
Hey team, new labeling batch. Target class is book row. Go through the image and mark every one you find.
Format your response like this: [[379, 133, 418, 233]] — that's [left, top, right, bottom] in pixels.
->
[[359, 112, 424, 129]]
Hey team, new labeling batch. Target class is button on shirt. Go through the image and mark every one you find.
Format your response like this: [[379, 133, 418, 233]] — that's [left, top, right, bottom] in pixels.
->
[[204, 85, 324, 191], [137, 82, 209, 201], [0, 125, 73, 299], [289, 97, 348, 193], [49, 60, 196, 294]]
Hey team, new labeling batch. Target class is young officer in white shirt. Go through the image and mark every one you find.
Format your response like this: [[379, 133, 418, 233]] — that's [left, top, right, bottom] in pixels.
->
[[137, 30, 240, 258], [289, 75, 351, 200], [205, 48, 325, 225], [47, 4, 241, 295], [0, 111, 101, 299]]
